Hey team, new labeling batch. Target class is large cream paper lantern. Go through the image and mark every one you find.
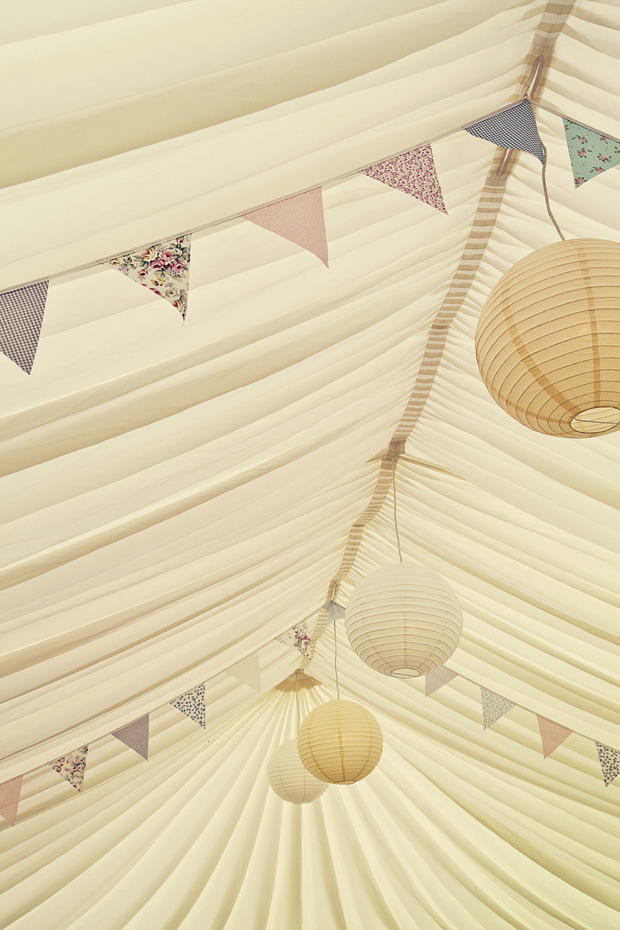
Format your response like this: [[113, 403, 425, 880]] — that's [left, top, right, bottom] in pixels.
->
[[345, 563, 462, 678], [476, 238, 620, 438], [297, 700, 383, 784], [267, 740, 328, 804]]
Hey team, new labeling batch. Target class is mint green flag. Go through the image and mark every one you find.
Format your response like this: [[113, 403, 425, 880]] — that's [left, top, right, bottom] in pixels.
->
[[563, 117, 620, 187]]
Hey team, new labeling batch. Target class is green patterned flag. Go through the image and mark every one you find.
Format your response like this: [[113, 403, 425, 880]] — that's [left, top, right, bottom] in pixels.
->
[[563, 118, 620, 187]]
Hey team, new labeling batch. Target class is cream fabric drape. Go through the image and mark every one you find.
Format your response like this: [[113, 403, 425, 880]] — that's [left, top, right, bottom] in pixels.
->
[[1, 1, 620, 928]]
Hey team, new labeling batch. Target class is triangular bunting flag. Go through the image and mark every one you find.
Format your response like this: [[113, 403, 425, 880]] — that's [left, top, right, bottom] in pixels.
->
[[425, 666, 458, 696], [465, 99, 545, 163], [0, 280, 49, 373], [325, 601, 346, 625], [48, 746, 89, 792], [481, 687, 515, 729], [276, 620, 312, 660], [170, 683, 206, 728], [228, 654, 261, 693], [563, 118, 620, 187], [0, 775, 23, 826], [362, 145, 447, 214], [112, 715, 150, 760], [243, 189, 329, 267], [536, 715, 572, 758], [596, 742, 620, 787], [110, 235, 191, 318]]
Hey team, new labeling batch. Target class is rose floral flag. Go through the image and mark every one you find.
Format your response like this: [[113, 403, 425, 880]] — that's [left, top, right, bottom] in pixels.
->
[[110, 235, 191, 319], [563, 118, 620, 187], [48, 746, 89, 792], [362, 145, 447, 214], [276, 621, 312, 660]]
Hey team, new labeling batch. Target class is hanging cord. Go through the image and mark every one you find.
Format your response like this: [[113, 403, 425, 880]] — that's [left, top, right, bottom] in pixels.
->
[[333, 618, 341, 701], [392, 457, 403, 563], [295, 669, 301, 732], [540, 141, 566, 242]]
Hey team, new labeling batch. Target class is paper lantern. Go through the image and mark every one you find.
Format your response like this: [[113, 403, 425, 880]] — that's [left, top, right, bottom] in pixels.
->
[[297, 700, 383, 784], [267, 740, 328, 804], [345, 563, 462, 678], [476, 238, 620, 438]]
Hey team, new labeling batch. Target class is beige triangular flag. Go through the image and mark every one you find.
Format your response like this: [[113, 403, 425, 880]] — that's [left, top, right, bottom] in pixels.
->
[[228, 654, 261, 693], [48, 746, 89, 792], [425, 666, 458, 696], [112, 715, 150, 760], [243, 189, 329, 266], [481, 687, 515, 729], [0, 775, 23, 826], [536, 716, 572, 758]]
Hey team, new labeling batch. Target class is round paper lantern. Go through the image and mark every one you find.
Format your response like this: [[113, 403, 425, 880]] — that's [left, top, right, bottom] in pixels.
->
[[297, 700, 382, 784], [345, 563, 462, 678], [476, 238, 620, 438], [267, 740, 328, 804]]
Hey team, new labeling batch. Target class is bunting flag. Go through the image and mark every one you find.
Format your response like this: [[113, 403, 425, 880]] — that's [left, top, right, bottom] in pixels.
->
[[0, 775, 23, 827], [465, 99, 545, 163], [243, 189, 329, 267], [362, 145, 447, 214], [596, 742, 620, 787], [170, 683, 206, 729], [109, 235, 191, 319], [425, 666, 458, 697], [276, 620, 312, 659], [563, 118, 620, 187], [48, 746, 89, 792], [481, 687, 515, 729], [228, 654, 261, 693], [0, 280, 49, 373], [536, 715, 572, 758], [325, 601, 346, 625], [112, 715, 150, 760]]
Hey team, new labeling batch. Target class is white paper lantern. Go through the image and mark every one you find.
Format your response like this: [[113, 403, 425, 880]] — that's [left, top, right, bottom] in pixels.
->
[[345, 563, 462, 678], [476, 238, 620, 438], [267, 740, 328, 804], [297, 700, 383, 784]]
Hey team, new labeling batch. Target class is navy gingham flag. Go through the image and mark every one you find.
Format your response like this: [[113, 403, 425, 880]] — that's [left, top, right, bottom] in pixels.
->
[[465, 99, 545, 163], [0, 280, 49, 373]]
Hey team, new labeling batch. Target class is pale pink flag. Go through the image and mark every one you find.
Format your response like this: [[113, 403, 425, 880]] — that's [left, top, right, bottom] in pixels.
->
[[0, 775, 23, 826], [113, 715, 150, 760], [425, 666, 458, 696], [537, 716, 572, 758], [243, 189, 329, 266]]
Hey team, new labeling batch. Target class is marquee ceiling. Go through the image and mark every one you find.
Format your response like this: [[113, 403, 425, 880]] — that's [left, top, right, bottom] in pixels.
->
[[1, 1, 619, 928]]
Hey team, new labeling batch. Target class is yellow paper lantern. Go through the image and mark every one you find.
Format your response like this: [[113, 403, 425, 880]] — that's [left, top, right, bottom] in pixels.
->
[[476, 238, 620, 438], [297, 700, 383, 784], [345, 563, 462, 678], [267, 740, 328, 804]]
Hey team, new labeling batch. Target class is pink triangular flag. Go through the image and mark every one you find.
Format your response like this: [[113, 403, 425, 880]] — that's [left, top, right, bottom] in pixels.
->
[[0, 775, 23, 826], [425, 666, 458, 696], [112, 715, 150, 760], [110, 235, 191, 319], [48, 746, 89, 792], [0, 280, 49, 373], [243, 189, 329, 266], [537, 716, 572, 758], [362, 145, 447, 214]]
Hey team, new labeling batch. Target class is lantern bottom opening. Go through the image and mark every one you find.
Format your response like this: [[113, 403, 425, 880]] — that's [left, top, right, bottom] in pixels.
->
[[390, 668, 421, 679], [570, 406, 620, 434]]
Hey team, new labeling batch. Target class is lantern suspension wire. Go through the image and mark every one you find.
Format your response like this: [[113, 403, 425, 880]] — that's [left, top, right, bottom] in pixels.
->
[[295, 670, 301, 732], [392, 458, 403, 563], [333, 618, 341, 701], [540, 141, 566, 242]]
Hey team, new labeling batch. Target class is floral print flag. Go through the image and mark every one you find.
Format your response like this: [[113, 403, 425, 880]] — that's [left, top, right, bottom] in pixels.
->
[[276, 620, 312, 660], [563, 118, 620, 187], [596, 742, 620, 787], [362, 145, 447, 214], [170, 683, 206, 729], [481, 687, 515, 729], [110, 235, 191, 319], [48, 746, 89, 792]]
